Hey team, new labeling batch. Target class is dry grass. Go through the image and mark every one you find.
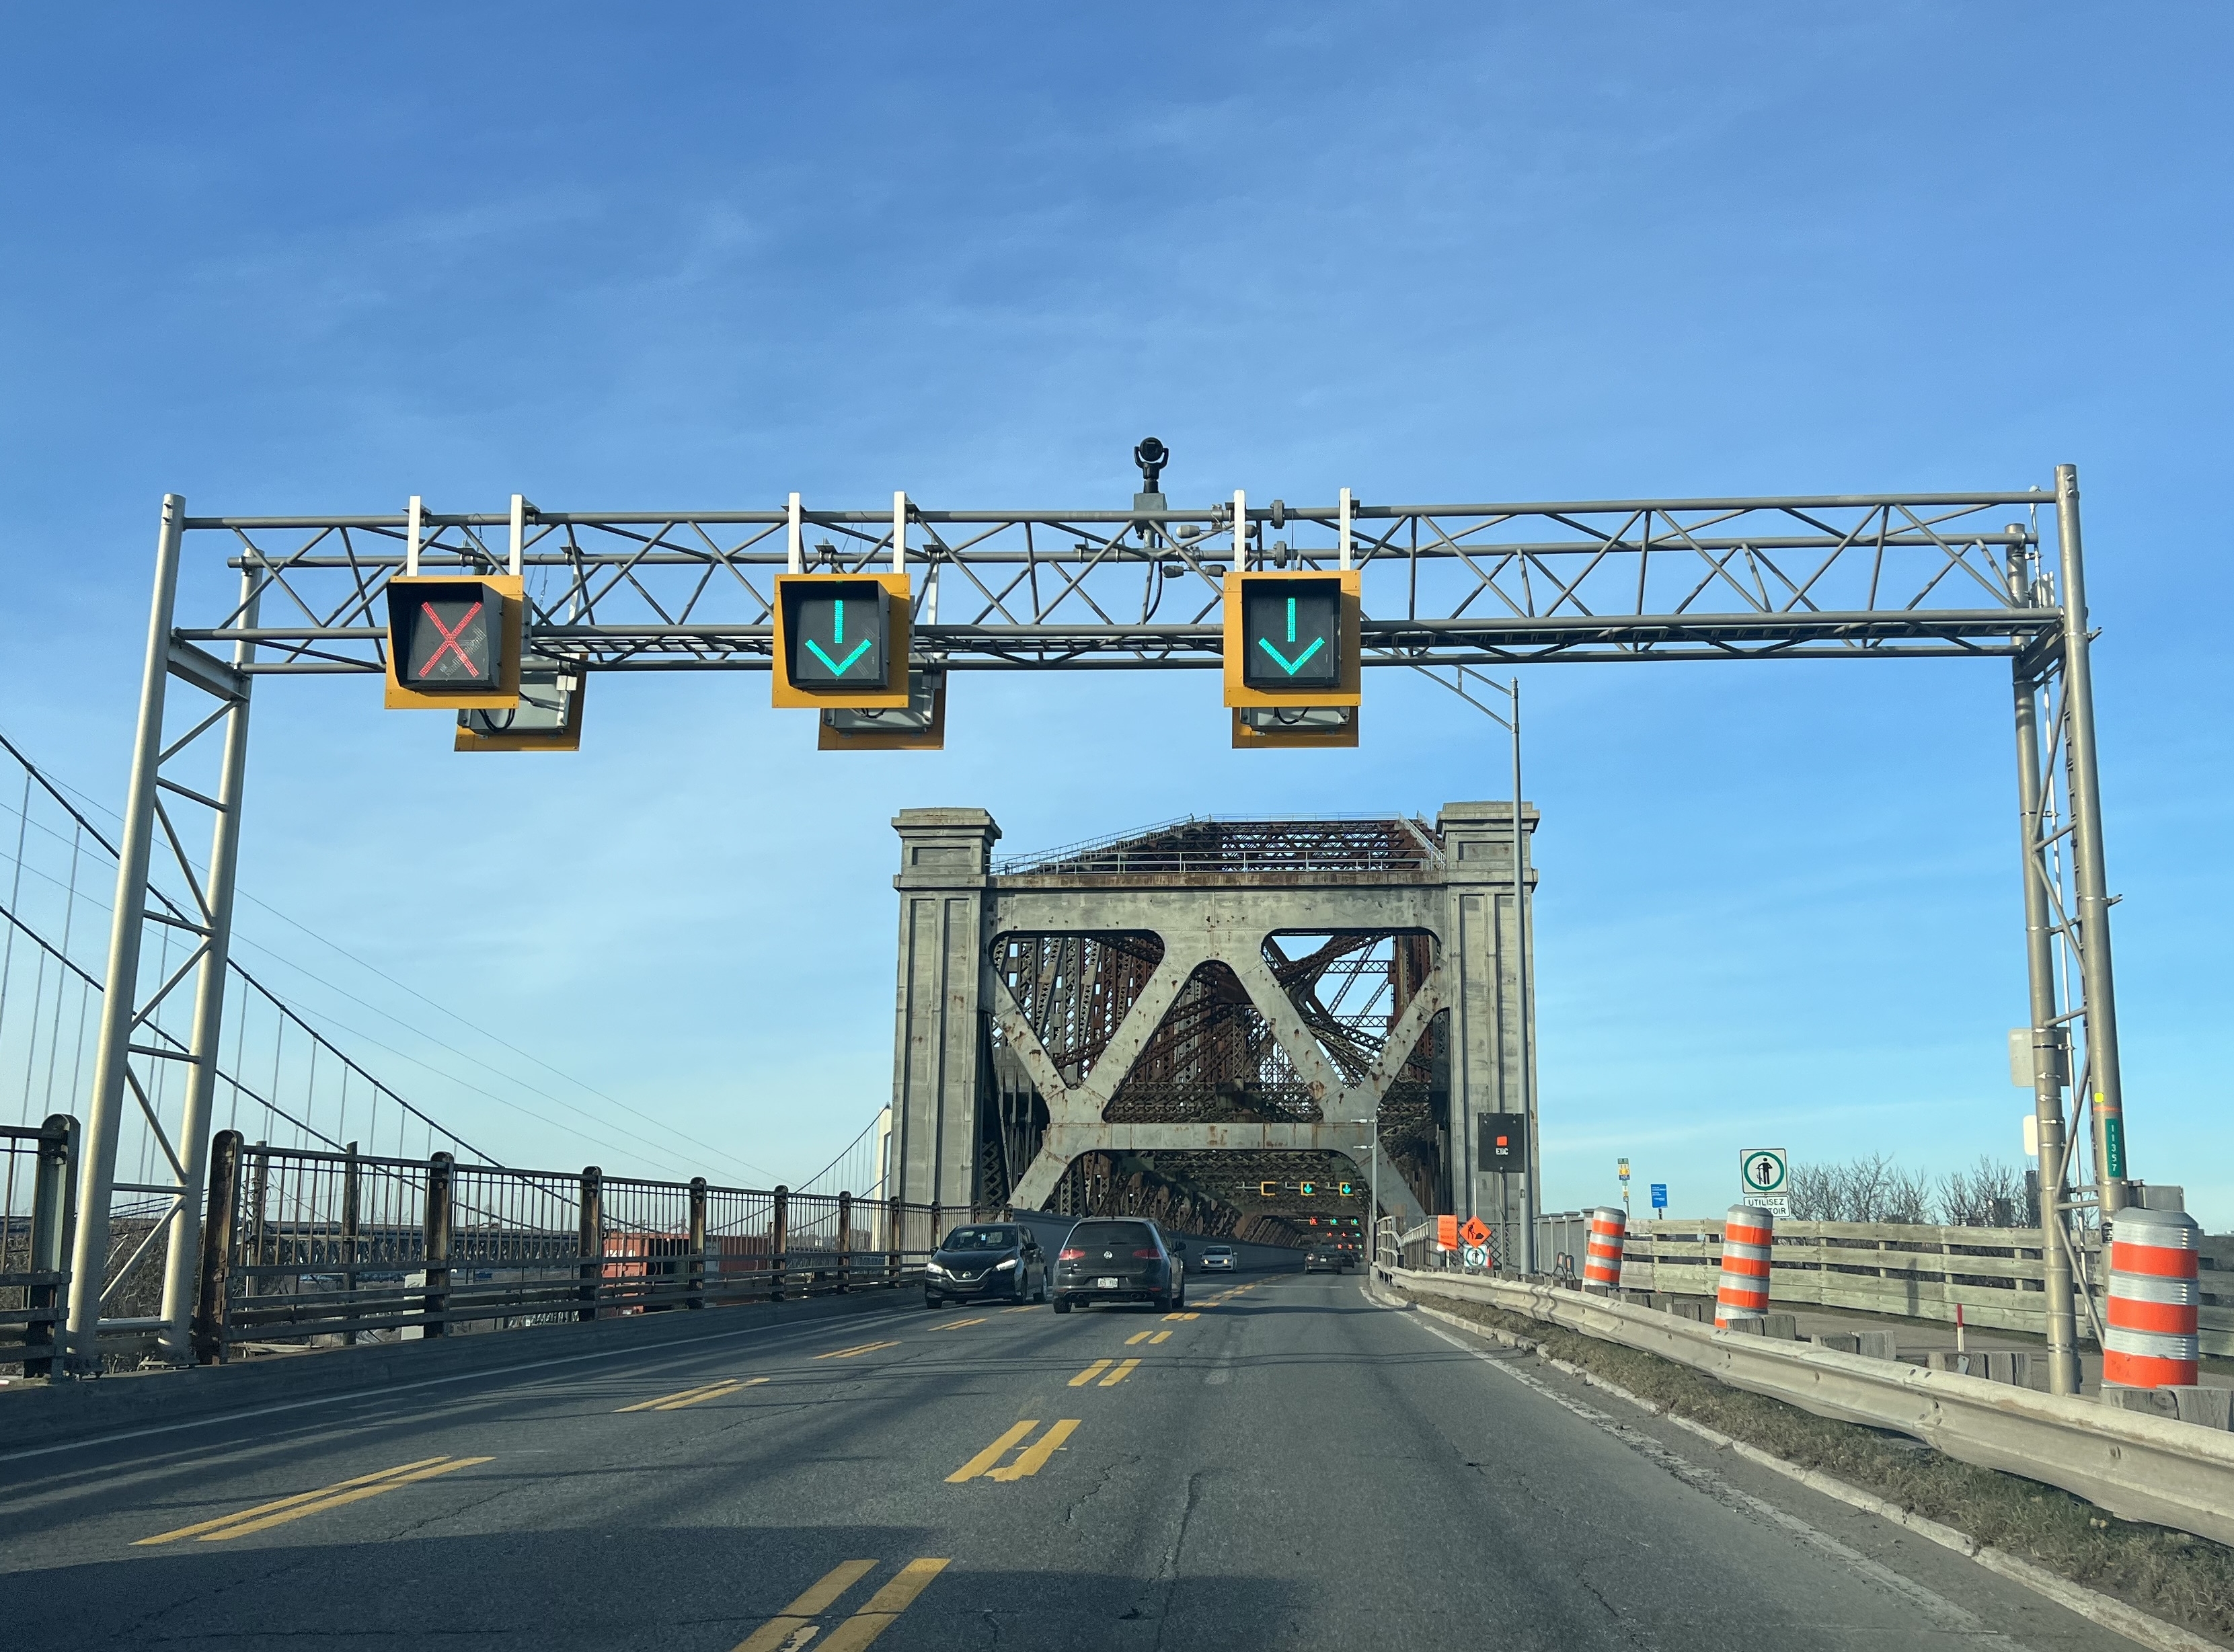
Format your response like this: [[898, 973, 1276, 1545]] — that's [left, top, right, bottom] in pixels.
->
[[1401, 1287, 2234, 1648]]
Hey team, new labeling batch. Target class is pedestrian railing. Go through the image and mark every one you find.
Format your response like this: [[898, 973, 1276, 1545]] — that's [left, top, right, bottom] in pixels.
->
[[191, 1132, 950, 1361], [1, 1115, 75, 1376]]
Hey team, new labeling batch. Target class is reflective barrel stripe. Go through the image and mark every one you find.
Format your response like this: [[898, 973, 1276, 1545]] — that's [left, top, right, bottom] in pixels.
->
[[2102, 1206, 2200, 1390], [1716, 1204, 1775, 1327], [1582, 1207, 1627, 1288], [2104, 1326, 2200, 1360], [2105, 1272, 2200, 1306]]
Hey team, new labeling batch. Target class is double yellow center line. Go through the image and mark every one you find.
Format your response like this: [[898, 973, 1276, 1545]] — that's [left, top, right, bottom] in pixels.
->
[[815, 1339, 901, 1360], [134, 1456, 492, 1546], [1067, 1357, 1140, 1388], [733, 1557, 949, 1652], [617, 1376, 768, 1413], [946, 1419, 1078, 1483]]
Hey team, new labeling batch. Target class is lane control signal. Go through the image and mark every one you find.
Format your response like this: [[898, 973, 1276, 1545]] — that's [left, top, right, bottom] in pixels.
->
[[456, 651, 584, 752], [1231, 705, 1358, 750], [385, 576, 523, 710], [1223, 568, 1360, 748], [1260, 1181, 1278, 1197], [818, 669, 945, 751], [773, 573, 912, 709], [1479, 1113, 1529, 1173]]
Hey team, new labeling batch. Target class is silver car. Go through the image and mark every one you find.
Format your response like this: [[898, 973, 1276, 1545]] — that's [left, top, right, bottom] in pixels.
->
[[1198, 1245, 1236, 1272]]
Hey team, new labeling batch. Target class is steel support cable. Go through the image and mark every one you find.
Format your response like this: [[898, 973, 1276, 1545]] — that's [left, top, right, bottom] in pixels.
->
[[0, 732, 783, 1185], [0, 730, 494, 1163], [0, 892, 337, 1151]]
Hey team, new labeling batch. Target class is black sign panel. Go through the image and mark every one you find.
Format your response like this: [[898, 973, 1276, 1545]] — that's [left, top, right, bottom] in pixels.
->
[[388, 580, 506, 690], [782, 580, 890, 691], [1479, 1113, 1529, 1174], [1239, 577, 1342, 691]]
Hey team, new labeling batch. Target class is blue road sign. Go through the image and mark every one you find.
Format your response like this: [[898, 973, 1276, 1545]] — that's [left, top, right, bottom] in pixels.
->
[[1650, 1183, 1668, 1210]]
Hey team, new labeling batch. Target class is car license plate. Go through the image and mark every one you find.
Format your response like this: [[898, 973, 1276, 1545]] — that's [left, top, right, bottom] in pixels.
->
[[1095, 1276, 1119, 1288]]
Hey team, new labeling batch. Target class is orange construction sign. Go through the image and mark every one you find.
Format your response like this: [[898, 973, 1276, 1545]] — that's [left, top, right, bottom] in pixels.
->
[[1459, 1216, 1491, 1250], [1435, 1214, 1460, 1251]]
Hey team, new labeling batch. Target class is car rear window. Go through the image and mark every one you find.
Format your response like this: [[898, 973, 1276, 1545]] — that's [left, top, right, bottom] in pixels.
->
[[1066, 1221, 1155, 1250]]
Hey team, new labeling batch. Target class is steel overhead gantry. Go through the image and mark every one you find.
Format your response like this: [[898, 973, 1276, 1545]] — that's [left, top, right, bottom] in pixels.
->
[[72, 467, 2119, 1395]]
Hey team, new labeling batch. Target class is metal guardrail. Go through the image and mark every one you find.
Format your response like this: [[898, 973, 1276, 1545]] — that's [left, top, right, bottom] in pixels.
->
[[1388, 1265, 2234, 1549], [1, 1114, 75, 1376], [192, 1134, 950, 1359], [1594, 1215, 2234, 1357]]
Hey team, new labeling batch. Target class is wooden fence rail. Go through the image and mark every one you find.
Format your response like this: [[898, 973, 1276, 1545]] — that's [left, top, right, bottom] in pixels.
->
[[1532, 1214, 2234, 1358]]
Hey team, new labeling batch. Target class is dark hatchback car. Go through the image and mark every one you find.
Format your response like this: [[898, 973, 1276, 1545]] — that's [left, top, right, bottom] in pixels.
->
[[925, 1224, 1049, 1307], [1303, 1244, 1348, 1273], [1052, 1218, 1186, 1312]]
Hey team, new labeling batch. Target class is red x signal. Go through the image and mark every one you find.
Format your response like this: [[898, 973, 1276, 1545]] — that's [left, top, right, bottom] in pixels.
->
[[417, 600, 484, 678]]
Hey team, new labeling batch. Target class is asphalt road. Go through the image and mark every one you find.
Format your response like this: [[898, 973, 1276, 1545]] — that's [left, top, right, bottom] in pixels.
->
[[0, 1269, 2142, 1650]]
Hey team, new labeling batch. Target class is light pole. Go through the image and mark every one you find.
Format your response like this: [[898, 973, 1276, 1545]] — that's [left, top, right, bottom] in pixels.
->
[[1410, 664, 1533, 1274]]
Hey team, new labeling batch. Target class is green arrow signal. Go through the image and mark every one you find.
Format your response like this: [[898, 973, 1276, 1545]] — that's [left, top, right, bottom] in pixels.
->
[[805, 595, 873, 674], [806, 637, 872, 675], [1256, 635, 1325, 676]]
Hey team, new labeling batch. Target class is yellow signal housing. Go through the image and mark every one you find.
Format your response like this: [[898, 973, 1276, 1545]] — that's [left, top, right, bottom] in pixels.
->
[[1222, 569, 1361, 709], [384, 574, 523, 711], [1231, 707, 1359, 750], [455, 666, 586, 752], [772, 572, 913, 709], [816, 669, 946, 751]]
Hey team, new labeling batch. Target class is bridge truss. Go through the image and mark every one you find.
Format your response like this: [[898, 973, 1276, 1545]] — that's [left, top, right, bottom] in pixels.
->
[[66, 471, 2117, 1396]]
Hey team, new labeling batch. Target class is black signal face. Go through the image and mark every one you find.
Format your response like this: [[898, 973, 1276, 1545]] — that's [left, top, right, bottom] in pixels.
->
[[388, 580, 506, 689], [783, 580, 890, 691], [1479, 1112, 1529, 1174], [1240, 578, 1342, 692]]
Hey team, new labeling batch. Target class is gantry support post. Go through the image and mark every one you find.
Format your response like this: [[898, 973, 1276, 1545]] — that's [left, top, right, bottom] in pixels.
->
[[2009, 535, 2080, 1396], [154, 568, 257, 1364], [2053, 465, 2131, 1220], [67, 496, 256, 1371]]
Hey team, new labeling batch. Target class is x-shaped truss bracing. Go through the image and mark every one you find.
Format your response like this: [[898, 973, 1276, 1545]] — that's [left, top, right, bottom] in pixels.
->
[[176, 489, 2063, 673]]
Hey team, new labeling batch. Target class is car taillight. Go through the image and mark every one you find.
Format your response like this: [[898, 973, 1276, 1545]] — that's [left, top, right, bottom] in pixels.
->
[[1133, 1249, 1161, 1259], [1059, 1247, 1085, 1261]]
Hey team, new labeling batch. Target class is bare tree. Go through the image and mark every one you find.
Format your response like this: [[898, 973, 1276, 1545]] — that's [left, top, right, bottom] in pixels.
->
[[1781, 1152, 1935, 1224], [1935, 1155, 2027, 1226]]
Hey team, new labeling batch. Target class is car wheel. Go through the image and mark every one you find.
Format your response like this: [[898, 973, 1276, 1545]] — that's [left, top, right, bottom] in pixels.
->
[[1151, 1290, 1170, 1312], [925, 1292, 943, 1308], [1052, 1296, 1072, 1314], [1034, 1272, 1049, 1304]]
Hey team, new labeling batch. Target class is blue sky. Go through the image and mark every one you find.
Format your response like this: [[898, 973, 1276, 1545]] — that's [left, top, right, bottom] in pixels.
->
[[2, 5, 2228, 1225]]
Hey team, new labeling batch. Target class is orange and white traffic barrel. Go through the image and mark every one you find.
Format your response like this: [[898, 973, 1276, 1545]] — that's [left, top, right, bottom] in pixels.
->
[[1583, 1206, 1627, 1290], [1715, 1204, 1774, 1328], [2104, 1205, 2201, 1389]]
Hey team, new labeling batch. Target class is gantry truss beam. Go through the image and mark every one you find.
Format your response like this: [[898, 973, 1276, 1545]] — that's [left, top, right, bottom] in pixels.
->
[[177, 489, 2062, 672]]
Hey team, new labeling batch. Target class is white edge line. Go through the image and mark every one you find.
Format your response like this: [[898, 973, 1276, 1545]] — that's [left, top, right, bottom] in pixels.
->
[[1366, 1280, 2223, 1652], [2, 1300, 920, 1467]]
